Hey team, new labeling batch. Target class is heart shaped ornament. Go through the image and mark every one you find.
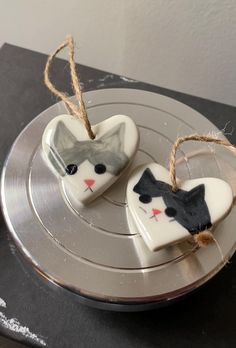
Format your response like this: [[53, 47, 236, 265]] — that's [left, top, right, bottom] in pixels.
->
[[127, 163, 233, 251], [42, 114, 139, 205]]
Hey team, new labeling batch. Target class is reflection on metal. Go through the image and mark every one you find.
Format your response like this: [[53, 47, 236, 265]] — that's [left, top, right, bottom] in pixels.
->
[[1, 89, 236, 311]]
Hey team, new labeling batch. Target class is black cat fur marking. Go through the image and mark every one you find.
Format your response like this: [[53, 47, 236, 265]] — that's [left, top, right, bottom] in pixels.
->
[[133, 168, 212, 234]]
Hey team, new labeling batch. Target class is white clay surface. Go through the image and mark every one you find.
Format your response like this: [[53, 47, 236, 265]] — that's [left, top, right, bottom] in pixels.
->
[[127, 163, 233, 251], [42, 114, 139, 205]]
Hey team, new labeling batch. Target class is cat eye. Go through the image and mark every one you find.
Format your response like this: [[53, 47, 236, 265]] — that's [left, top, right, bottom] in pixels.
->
[[139, 194, 152, 204], [66, 164, 78, 175], [165, 207, 177, 217], [94, 164, 106, 174]]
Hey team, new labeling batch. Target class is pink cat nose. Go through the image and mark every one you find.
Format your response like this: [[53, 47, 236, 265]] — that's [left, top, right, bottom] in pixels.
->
[[84, 179, 95, 187], [152, 208, 162, 215]]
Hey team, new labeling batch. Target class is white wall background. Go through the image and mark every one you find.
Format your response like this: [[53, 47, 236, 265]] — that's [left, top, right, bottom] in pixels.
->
[[0, 0, 236, 106]]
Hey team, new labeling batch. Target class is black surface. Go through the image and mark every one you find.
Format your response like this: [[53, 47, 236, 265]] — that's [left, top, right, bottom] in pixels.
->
[[0, 335, 27, 348], [0, 43, 236, 347]]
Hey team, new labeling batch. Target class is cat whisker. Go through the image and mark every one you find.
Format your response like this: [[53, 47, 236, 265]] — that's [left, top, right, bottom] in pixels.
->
[[139, 206, 147, 214], [84, 186, 94, 192], [150, 215, 158, 221]]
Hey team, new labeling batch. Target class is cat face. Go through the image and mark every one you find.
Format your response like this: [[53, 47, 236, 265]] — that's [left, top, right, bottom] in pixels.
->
[[127, 163, 233, 251], [133, 168, 212, 233], [42, 114, 139, 205]]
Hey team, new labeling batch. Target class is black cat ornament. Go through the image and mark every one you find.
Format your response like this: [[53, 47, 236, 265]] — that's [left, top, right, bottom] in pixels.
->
[[127, 163, 233, 251]]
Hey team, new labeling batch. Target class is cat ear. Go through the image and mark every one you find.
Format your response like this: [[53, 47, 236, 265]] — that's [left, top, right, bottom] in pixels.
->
[[134, 168, 172, 196], [99, 123, 125, 152], [52, 121, 77, 153], [133, 168, 157, 195], [47, 121, 78, 176], [141, 168, 157, 185], [183, 184, 205, 203]]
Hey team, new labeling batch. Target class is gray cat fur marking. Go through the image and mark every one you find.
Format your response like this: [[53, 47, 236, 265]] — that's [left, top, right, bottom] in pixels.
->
[[48, 121, 129, 176]]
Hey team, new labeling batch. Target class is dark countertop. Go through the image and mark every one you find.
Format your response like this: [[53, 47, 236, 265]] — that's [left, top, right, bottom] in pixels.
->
[[0, 43, 236, 348]]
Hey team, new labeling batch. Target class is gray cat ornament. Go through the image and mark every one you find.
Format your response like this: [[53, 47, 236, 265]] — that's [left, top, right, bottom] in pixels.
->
[[42, 114, 139, 205]]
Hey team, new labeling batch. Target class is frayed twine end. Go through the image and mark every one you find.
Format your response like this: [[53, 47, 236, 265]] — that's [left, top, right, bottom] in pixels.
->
[[193, 230, 230, 266], [193, 230, 214, 247]]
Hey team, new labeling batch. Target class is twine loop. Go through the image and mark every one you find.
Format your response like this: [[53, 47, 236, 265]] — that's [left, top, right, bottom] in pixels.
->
[[44, 35, 95, 139], [169, 133, 236, 252], [169, 134, 236, 192]]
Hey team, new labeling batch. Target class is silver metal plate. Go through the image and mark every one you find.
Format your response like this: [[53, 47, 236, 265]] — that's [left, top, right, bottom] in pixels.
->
[[1, 88, 236, 308]]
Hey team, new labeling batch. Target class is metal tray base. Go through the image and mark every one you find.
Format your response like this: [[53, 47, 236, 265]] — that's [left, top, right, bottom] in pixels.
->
[[1, 88, 236, 310]]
